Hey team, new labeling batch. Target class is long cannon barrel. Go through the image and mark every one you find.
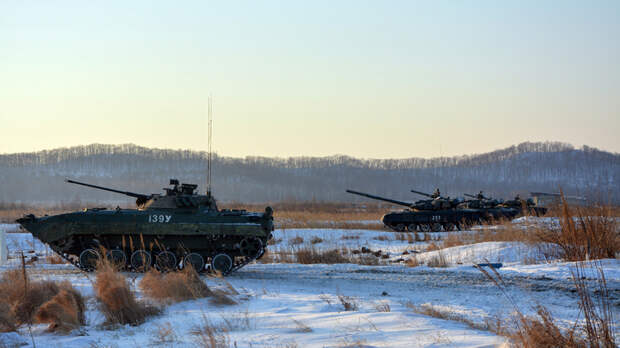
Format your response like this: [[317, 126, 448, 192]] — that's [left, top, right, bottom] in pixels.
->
[[66, 179, 149, 201], [410, 189, 433, 198], [346, 189, 412, 207]]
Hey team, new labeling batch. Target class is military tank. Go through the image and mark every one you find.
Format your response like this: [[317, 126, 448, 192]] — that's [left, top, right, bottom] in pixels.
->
[[17, 179, 274, 275], [346, 189, 528, 232], [498, 194, 547, 216]]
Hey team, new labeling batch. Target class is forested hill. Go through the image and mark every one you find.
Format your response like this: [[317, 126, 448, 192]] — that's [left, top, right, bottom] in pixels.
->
[[0, 142, 617, 205]]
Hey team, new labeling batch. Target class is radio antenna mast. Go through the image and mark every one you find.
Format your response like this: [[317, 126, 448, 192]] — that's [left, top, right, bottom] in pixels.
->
[[207, 95, 213, 196]]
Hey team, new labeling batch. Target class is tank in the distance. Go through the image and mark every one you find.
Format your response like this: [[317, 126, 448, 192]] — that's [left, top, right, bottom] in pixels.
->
[[345, 188, 542, 232], [16, 178, 274, 275]]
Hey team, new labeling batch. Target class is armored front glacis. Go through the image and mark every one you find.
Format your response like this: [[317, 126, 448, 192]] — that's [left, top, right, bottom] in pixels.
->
[[17, 179, 274, 275]]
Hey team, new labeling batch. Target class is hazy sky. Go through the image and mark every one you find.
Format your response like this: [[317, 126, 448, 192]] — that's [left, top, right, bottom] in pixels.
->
[[1, 1, 619, 158]]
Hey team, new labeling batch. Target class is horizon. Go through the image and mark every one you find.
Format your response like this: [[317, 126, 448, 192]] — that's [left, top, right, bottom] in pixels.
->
[[2, 1, 619, 157], [0, 140, 616, 160]]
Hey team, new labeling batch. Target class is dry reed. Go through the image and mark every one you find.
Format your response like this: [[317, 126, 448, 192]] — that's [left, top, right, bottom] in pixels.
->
[[94, 258, 159, 326], [140, 266, 212, 303]]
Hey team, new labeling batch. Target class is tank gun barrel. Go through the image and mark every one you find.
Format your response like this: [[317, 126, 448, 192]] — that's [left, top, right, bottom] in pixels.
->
[[346, 189, 412, 207], [410, 189, 433, 198], [66, 179, 149, 202]]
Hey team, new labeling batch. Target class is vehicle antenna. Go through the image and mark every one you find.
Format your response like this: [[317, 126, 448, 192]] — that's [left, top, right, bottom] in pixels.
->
[[207, 95, 213, 196]]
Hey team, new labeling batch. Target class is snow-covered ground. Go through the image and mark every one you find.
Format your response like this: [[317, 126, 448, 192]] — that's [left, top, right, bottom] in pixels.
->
[[1, 220, 619, 347]]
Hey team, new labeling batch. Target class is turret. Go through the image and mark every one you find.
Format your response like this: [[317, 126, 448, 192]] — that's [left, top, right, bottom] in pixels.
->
[[66, 178, 218, 211]]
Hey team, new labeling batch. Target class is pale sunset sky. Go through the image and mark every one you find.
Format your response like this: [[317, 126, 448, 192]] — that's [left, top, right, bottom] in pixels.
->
[[1, 1, 618, 158]]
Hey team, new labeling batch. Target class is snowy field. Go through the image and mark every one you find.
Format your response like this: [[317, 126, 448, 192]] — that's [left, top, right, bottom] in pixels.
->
[[1, 220, 619, 347]]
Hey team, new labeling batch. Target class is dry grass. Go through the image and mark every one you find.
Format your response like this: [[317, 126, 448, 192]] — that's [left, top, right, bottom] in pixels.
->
[[295, 248, 350, 264], [35, 288, 86, 333], [407, 302, 501, 333], [47, 254, 67, 264], [192, 315, 231, 348], [0, 303, 17, 332], [229, 201, 387, 230], [94, 258, 159, 326], [0, 261, 85, 333], [209, 289, 238, 306], [373, 235, 390, 241], [338, 295, 359, 311], [310, 236, 324, 244], [289, 236, 304, 245], [406, 256, 420, 267], [140, 267, 212, 303], [535, 198, 618, 261], [476, 261, 616, 347], [152, 322, 177, 344], [425, 251, 448, 268]]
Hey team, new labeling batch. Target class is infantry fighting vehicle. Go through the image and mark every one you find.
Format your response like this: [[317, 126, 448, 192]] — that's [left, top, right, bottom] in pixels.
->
[[346, 189, 534, 232], [17, 179, 274, 275]]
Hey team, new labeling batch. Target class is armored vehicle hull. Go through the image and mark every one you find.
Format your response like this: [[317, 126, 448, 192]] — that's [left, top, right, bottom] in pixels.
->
[[17, 179, 274, 275], [381, 207, 521, 232], [347, 189, 546, 232]]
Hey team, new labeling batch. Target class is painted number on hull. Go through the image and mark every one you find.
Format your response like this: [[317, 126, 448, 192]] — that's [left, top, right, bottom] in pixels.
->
[[431, 216, 441, 222], [148, 214, 172, 223]]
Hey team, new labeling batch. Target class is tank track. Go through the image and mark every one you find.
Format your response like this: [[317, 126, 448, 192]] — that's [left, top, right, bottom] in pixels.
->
[[48, 242, 265, 276]]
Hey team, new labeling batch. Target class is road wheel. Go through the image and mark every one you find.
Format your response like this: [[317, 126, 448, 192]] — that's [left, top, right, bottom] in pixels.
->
[[431, 223, 443, 232], [106, 249, 126, 268], [211, 253, 233, 274], [79, 248, 99, 271], [155, 251, 177, 271], [395, 224, 406, 232], [407, 224, 418, 232], [184, 253, 205, 272], [419, 224, 431, 232], [130, 250, 151, 272]]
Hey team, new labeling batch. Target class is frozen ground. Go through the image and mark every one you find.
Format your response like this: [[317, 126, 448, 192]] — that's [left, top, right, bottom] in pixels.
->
[[1, 220, 619, 347]]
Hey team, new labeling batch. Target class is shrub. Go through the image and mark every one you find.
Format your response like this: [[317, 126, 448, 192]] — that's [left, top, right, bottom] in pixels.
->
[[310, 236, 324, 244], [192, 315, 230, 348], [426, 252, 448, 268], [536, 198, 618, 261], [476, 261, 616, 347], [295, 248, 349, 264], [95, 259, 159, 326], [0, 264, 85, 333], [338, 295, 359, 311], [140, 267, 212, 303], [35, 287, 85, 333]]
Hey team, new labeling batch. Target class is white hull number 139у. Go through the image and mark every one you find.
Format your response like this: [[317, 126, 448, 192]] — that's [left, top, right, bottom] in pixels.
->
[[149, 214, 172, 223]]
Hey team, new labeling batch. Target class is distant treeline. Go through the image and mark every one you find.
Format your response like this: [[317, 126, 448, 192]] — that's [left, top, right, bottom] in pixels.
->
[[0, 142, 617, 205]]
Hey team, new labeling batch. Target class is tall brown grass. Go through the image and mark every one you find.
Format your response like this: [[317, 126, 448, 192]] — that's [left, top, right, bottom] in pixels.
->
[[536, 198, 618, 261], [295, 248, 350, 264], [140, 267, 212, 303], [227, 201, 387, 230], [35, 288, 85, 333], [0, 265, 85, 333], [476, 261, 616, 347], [94, 258, 159, 326], [192, 315, 231, 348]]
